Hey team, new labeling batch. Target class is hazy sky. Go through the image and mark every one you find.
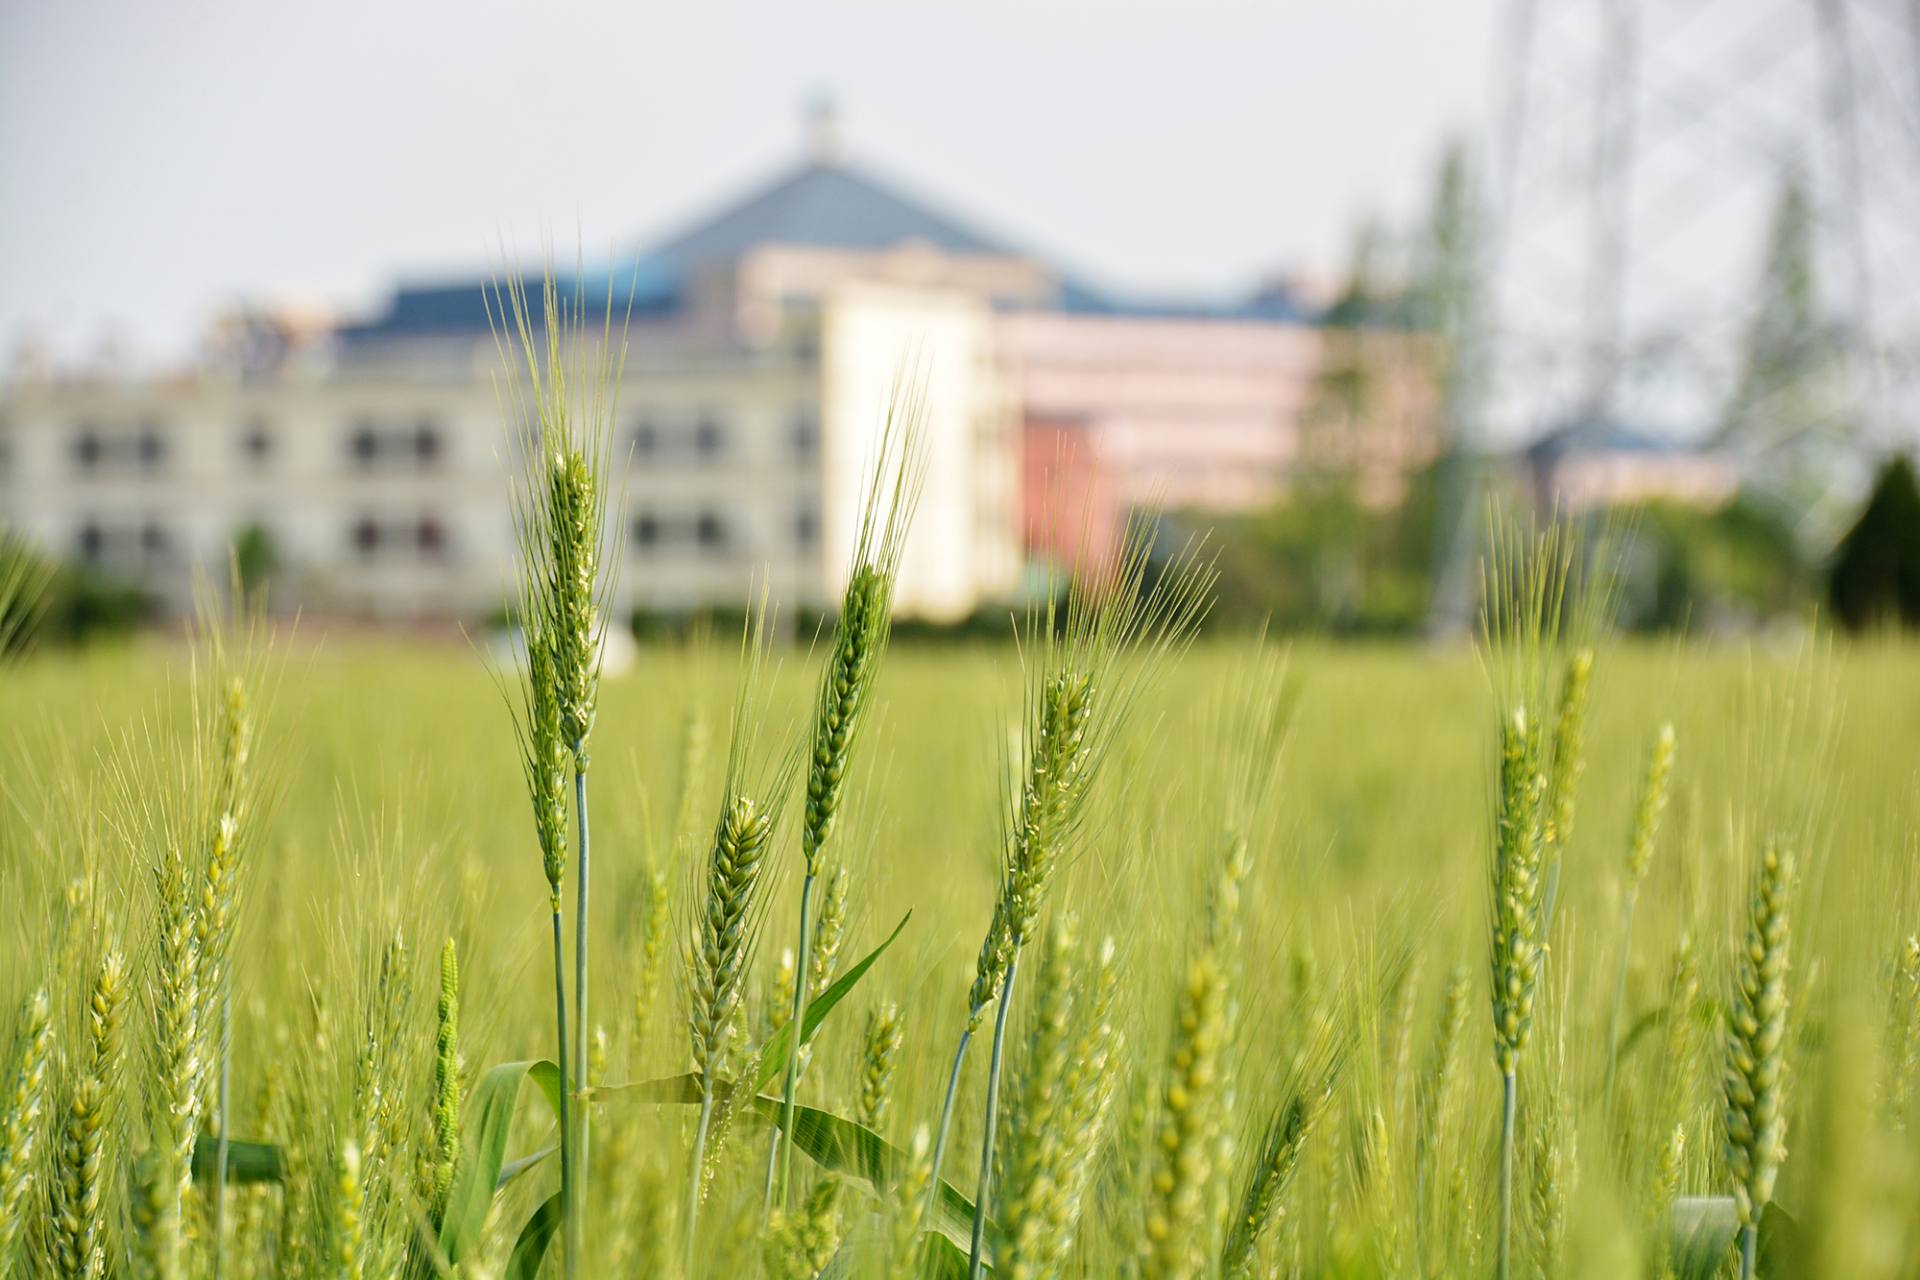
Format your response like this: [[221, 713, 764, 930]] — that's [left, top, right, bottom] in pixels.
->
[[0, 0, 1497, 366]]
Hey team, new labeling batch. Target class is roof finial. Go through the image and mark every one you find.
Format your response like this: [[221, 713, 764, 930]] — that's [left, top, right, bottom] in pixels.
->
[[805, 90, 841, 166]]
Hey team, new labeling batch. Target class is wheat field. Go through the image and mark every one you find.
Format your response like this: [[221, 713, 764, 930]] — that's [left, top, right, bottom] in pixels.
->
[[2, 620, 1918, 1278], [3, 303, 1918, 1279]]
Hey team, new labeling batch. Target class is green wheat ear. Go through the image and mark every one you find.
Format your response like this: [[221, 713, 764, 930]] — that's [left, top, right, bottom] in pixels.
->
[[1724, 840, 1794, 1276], [1490, 706, 1547, 1075], [0, 987, 54, 1270], [970, 512, 1217, 1026], [685, 597, 787, 1259], [691, 792, 774, 1078], [431, 938, 461, 1213], [54, 949, 129, 1280], [857, 1002, 905, 1133]]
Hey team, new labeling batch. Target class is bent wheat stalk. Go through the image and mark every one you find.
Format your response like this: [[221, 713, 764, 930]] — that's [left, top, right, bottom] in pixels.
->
[[939, 515, 1213, 1272], [775, 388, 923, 1211]]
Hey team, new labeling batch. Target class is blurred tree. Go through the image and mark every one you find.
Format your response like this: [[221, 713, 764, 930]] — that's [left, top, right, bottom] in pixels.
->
[[232, 521, 279, 602], [1614, 498, 1808, 633], [1722, 173, 1827, 440], [1719, 170, 1853, 544], [1409, 140, 1479, 351], [1413, 139, 1491, 638], [1201, 463, 1439, 634], [1828, 455, 1920, 631], [1320, 214, 1393, 330]]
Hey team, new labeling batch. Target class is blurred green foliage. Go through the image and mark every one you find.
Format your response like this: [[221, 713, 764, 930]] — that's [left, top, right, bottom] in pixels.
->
[[1197, 468, 1817, 637], [0, 537, 156, 651], [1828, 456, 1920, 632]]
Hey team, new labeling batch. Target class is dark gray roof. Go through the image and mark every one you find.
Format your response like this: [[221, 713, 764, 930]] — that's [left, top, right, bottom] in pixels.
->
[[645, 159, 1015, 266], [1529, 414, 1689, 459], [336, 154, 1328, 346]]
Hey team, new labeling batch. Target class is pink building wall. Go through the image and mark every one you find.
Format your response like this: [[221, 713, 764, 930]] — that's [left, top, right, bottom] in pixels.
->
[[996, 313, 1440, 570]]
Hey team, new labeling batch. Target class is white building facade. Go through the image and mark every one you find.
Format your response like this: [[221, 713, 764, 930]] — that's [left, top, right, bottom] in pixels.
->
[[0, 136, 1435, 627]]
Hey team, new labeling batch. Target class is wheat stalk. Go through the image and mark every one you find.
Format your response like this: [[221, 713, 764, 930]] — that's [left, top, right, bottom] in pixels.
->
[[495, 264, 628, 1280], [1723, 840, 1794, 1280], [941, 517, 1214, 1276], [774, 389, 924, 1212], [54, 950, 128, 1280], [431, 938, 461, 1217], [685, 601, 783, 1265], [1487, 706, 1545, 1280], [1001, 923, 1122, 1280], [1604, 723, 1676, 1106], [0, 987, 54, 1271], [151, 836, 202, 1276], [196, 665, 254, 1280], [333, 1136, 365, 1280]]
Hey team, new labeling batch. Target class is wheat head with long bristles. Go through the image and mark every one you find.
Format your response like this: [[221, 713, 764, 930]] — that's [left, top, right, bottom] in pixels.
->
[[1723, 841, 1794, 1234]]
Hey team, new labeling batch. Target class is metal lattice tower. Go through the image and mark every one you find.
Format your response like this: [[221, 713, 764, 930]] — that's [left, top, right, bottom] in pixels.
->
[[1470, 0, 1919, 507], [1428, 0, 1920, 632]]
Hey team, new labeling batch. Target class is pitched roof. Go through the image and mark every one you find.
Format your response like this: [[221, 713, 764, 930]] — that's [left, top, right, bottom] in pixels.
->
[[338, 158, 1022, 347], [1528, 414, 1691, 459], [645, 158, 1015, 266]]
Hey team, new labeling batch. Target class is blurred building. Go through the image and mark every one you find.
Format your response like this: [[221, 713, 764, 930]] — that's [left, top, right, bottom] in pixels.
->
[[0, 121, 1440, 623], [1526, 416, 1739, 513]]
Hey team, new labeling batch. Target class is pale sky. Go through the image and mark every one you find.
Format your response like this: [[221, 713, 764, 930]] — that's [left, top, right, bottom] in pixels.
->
[[0, 0, 1497, 366]]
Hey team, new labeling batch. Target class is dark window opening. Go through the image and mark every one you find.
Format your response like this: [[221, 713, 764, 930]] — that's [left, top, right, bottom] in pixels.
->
[[74, 429, 102, 469], [696, 510, 726, 551], [790, 412, 819, 459], [142, 522, 169, 558], [695, 417, 722, 459], [352, 516, 380, 556], [242, 420, 274, 464], [794, 507, 818, 549], [631, 421, 657, 457], [417, 517, 446, 555], [349, 424, 378, 465], [415, 422, 442, 464], [77, 522, 104, 563], [632, 513, 659, 548], [138, 426, 166, 468]]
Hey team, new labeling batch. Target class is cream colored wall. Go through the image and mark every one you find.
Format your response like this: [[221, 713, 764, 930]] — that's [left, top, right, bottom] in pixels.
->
[[819, 284, 1021, 621], [0, 376, 513, 617], [0, 353, 830, 621]]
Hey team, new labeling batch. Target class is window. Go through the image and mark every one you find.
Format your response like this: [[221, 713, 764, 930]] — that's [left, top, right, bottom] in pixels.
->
[[73, 426, 102, 471], [349, 423, 378, 467], [141, 521, 171, 559], [631, 420, 657, 458], [794, 505, 818, 550], [790, 412, 819, 460], [694, 416, 723, 460], [137, 423, 168, 470], [696, 510, 726, 552], [77, 521, 104, 564], [241, 419, 274, 466], [70, 422, 170, 475], [346, 415, 447, 470], [350, 513, 454, 561], [632, 512, 659, 548]]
